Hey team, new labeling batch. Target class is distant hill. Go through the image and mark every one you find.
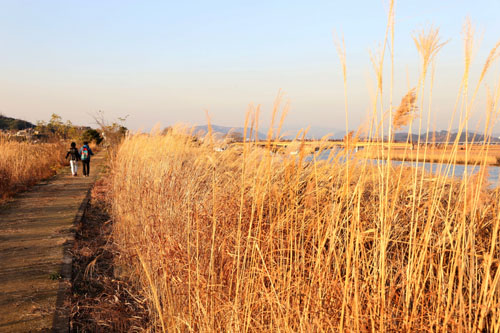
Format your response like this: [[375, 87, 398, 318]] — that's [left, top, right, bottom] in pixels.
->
[[193, 125, 267, 140], [279, 126, 346, 140], [191, 125, 500, 144], [192, 125, 347, 141], [393, 131, 500, 143], [0, 115, 35, 131]]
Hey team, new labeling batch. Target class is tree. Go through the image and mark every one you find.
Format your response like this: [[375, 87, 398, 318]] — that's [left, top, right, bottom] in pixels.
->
[[93, 110, 128, 147], [34, 120, 48, 134], [82, 128, 103, 145], [225, 131, 243, 143], [9, 120, 25, 130], [162, 126, 172, 135], [44, 113, 72, 138]]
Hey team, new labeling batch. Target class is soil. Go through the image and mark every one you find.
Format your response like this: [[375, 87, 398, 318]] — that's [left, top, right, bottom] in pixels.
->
[[0, 155, 104, 332]]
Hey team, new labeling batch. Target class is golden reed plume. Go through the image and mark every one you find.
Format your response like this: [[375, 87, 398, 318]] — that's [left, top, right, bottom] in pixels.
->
[[392, 88, 418, 130]]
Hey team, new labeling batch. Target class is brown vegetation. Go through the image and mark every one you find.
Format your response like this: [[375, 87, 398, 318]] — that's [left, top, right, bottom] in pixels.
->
[[70, 178, 148, 331], [392, 88, 417, 131], [100, 1, 500, 330], [0, 139, 67, 200], [106, 130, 500, 331]]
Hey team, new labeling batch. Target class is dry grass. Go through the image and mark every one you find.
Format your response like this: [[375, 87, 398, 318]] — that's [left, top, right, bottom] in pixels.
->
[[70, 178, 149, 332], [393, 88, 418, 131], [103, 2, 500, 331], [106, 130, 500, 331], [0, 139, 67, 200]]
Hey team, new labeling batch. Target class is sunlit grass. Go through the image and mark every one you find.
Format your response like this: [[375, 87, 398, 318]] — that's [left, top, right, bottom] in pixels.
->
[[106, 1, 500, 330], [107, 125, 500, 331], [0, 139, 67, 200]]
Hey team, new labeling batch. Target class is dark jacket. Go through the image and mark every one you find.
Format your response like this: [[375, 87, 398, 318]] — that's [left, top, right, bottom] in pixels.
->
[[65, 147, 80, 161], [79, 145, 94, 161]]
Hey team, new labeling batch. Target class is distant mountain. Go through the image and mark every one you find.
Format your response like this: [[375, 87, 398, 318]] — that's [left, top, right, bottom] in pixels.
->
[[192, 125, 267, 140], [191, 125, 500, 144], [279, 126, 346, 140], [0, 115, 35, 131], [192, 124, 347, 141], [393, 131, 500, 143]]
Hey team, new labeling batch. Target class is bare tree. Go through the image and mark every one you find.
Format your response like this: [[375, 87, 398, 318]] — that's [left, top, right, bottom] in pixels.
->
[[92, 110, 129, 148]]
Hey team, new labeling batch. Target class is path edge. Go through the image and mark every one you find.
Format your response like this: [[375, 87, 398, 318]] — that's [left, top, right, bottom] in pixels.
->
[[51, 185, 93, 333]]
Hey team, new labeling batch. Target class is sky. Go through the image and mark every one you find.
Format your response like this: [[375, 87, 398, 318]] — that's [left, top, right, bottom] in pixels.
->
[[1, 0, 500, 134]]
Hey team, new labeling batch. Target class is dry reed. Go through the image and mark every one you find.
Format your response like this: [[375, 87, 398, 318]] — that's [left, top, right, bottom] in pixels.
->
[[393, 88, 418, 130], [104, 4, 500, 331], [0, 139, 67, 200], [107, 129, 500, 331]]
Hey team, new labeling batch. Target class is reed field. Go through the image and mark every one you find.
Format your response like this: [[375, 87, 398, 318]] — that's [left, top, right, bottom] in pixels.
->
[[108, 128, 499, 331], [0, 139, 67, 200], [106, 3, 500, 332]]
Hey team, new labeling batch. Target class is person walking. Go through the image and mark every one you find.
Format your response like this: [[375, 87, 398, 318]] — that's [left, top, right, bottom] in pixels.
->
[[79, 141, 94, 177], [65, 142, 80, 176]]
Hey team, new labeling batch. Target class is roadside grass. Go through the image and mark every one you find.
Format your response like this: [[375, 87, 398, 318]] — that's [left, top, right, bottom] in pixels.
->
[[70, 178, 149, 332], [107, 128, 500, 331], [0, 140, 67, 201], [105, 1, 500, 330]]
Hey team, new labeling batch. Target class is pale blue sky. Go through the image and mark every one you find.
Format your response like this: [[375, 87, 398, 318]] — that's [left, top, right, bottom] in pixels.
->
[[1, 0, 499, 132]]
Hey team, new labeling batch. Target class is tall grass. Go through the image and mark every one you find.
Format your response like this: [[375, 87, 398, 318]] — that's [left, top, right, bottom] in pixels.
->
[[0, 139, 67, 200], [109, 127, 499, 331], [107, 6, 500, 332]]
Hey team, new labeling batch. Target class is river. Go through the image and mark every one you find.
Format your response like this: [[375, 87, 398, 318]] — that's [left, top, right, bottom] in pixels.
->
[[308, 148, 500, 188]]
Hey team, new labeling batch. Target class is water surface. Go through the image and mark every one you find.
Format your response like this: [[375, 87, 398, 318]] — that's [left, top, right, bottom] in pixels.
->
[[308, 148, 500, 188]]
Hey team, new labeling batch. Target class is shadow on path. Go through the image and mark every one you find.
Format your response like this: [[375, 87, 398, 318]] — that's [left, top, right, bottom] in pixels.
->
[[0, 153, 104, 332]]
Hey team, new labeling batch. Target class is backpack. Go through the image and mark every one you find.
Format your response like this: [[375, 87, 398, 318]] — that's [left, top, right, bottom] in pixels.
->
[[81, 147, 89, 161]]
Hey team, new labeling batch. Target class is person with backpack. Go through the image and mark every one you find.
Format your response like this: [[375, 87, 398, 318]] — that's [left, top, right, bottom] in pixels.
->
[[79, 141, 94, 177], [65, 142, 80, 176]]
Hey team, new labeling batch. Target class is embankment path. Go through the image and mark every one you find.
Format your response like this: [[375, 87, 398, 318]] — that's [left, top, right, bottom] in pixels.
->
[[0, 153, 104, 332]]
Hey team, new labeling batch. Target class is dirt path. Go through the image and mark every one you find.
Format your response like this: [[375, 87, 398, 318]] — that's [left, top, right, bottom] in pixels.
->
[[0, 153, 104, 332]]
